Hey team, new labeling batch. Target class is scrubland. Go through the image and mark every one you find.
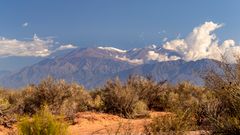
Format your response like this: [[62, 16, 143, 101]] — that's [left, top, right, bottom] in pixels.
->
[[0, 60, 240, 135]]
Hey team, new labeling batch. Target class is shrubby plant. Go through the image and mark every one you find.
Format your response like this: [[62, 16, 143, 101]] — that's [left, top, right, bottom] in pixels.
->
[[99, 76, 169, 118], [126, 75, 168, 111], [202, 58, 240, 134], [18, 105, 68, 135], [100, 78, 141, 118], [18, 77, 93, 116], [144, 109, 195, 135]]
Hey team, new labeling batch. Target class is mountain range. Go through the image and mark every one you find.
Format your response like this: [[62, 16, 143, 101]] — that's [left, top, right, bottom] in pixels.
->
[[0, 46, 220, 89]]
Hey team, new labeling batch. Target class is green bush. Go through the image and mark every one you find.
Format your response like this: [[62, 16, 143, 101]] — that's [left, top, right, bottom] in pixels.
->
[[126, 75, 168, 111], [18, 105, 68, 135], [19, 77, 93, 116], [133, 100, 149, 118], [0, 89, 18, 128], [100, 78, 142, 118], [92, 94, 104, 111], [167, 82, 206, 111]]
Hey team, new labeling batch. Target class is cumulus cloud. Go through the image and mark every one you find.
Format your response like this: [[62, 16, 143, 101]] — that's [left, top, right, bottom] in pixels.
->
[[0, 34, 53, 57], [115, 56, 143, 65], [162, 21, 240, 62], [55, 44, 77, 51], [22, 22, 29, 27], [147, 51, 180, 62]]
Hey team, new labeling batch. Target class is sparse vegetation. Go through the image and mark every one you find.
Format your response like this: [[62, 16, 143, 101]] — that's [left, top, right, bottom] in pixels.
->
[[202, 59, 240, 134], [144, 109, 195, 135], [0, 59, 240, 134]]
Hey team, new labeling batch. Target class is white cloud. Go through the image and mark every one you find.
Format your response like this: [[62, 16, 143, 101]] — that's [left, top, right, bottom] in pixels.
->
[[22, 22, 29, 27], [115, 56, 143, 65], [55, 44, 77, 51], [147, 51, 180, 62], [0, 34, 53, 57], [162, 21, 240, 62]]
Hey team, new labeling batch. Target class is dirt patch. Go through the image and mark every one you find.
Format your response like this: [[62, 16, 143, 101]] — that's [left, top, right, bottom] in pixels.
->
[[0, 125, 17, 135], [68, 111, 170, 135]]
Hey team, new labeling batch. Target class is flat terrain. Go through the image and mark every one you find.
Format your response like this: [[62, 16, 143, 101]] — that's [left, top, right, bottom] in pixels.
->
[[68, 111, 170, 135], [0, 111, 205, 135]]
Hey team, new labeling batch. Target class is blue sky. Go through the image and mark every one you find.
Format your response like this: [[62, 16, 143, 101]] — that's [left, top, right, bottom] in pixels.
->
[[0, 0, 240, 70], [1, 0, 239, 48]]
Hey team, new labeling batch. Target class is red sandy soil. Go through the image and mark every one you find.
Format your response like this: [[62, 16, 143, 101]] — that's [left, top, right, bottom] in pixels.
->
[[68, 111, 170, 135], [0, 111, 206, 135], [0, 125, 17, 135]]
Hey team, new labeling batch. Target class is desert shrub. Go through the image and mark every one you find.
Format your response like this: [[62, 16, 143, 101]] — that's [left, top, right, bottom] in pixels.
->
[[159, 82, 212, 130], [89, 89, 105, 111], [205, 59, 240, 116], [193, 99, 218, 128], [0, 90, 11, 112], [59, 83, 94, 123], [133, 100, 149, 118], [18, 105, 68, 135], [125, 75, 168, 111], [19, 77, 93, 116], [99, 76, 172, 117], [0, 89, 18, 128], [92, 95, 104, 111], [100, 78, 143, 118], [202, 58, 240, 134], [144, 109, 196, 135], [167, 82, 206, 112], [210, 117, 240, 135]]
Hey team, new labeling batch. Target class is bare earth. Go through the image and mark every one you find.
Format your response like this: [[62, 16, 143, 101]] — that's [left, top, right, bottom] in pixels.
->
[[68, 111, 170, 135], [0, 111, 206, 135]]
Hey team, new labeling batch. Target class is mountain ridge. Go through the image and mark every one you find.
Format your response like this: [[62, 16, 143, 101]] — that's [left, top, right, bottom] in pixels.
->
[[0, 47, 220, 89]]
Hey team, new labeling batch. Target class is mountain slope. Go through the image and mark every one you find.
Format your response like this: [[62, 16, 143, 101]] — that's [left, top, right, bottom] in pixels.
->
[[0, 48, 135, 88], [112, 59, 220, 85], [0, 47, 220, 89]]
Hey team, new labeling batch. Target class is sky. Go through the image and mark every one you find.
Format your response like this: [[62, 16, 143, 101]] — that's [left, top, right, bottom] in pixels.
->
[[0, 0, 240, 70]]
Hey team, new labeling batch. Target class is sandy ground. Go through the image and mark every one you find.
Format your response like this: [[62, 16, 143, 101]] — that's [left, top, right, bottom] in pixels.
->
[[0, 125, 17, 135], [68, 111, 170, 135], [0, 111, 206, 135]]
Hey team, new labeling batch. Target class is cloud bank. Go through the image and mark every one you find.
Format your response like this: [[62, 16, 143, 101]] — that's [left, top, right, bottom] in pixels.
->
[[162, 21, 240, 62], [115, 21, 240, 64], [0, 34, 52, 57], [95, 22, 240, 65], [0, 34, 77, 57]]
